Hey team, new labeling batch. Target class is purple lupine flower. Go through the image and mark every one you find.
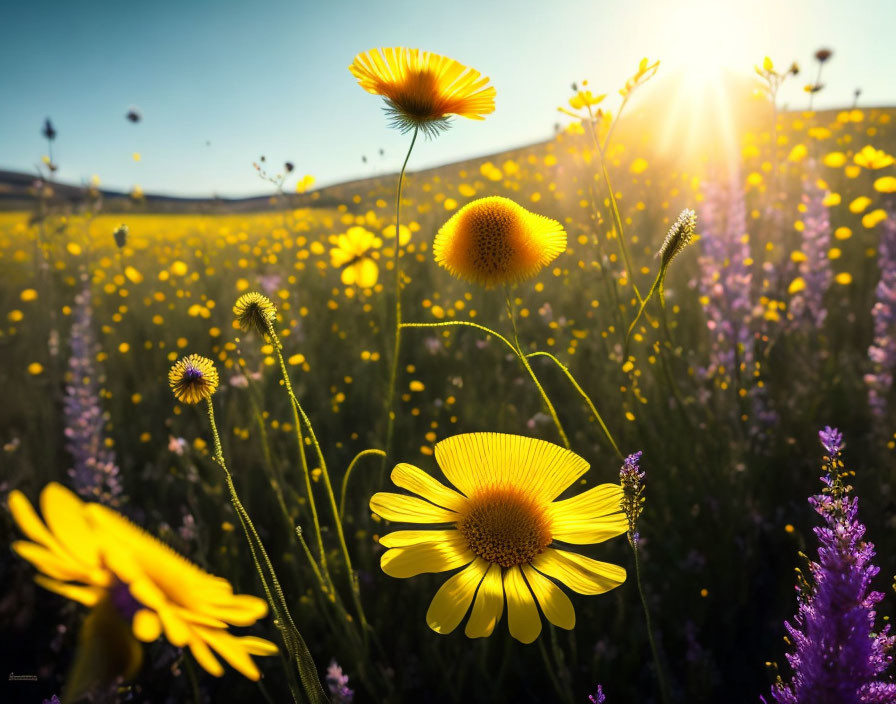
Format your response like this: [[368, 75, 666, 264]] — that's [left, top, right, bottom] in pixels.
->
[[766, 427, 896, 704], [697, 176, 777, 437], [63, 282, 124, 505], [787, 183, 833, 329], [326, 659, 354, 703], [866, 209, 896, 422], [620, 451, 644, 548], [588, 684, 606, 703]]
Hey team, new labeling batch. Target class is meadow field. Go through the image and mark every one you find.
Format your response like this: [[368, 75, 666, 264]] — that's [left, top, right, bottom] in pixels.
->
[[2, 52, 896, 704]]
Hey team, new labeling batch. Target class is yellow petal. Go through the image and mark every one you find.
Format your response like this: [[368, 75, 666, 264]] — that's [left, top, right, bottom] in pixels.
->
[[381, 535, 474, 578], [129, 577, 166, 611], [522, 564, 575, 630], [354, 258, 379, 288], [464, 563, 504, 638], [503, 566, 542, 644], [33, 575, 104, 606], [133, 609, 162, 642], [238, 635, 279, 656], [196, 627, 261, 681], [188, 636, 225, 677], [9, 489, 65, 554], [40, 483, 100, 568], [550, 515, 629, 544], [370, 492, 458, 524], [548, 484, 628, 544], [12, 541, 94, 582], [434, 433, 589, 504], [531, 548, 626, 595], [426, 558, 489, 634], [380, 529, 460, 548], [391, 463, 468, 511], [195, 595, 268, 626], [157, 605, 191, 647]]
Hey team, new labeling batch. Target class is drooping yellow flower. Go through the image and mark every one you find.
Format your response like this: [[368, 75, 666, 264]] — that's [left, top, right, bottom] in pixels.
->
[[169, 354, 219, 404], [9, 483, 277, 681], [233, 292, 277, 337], [433, 196, 566, 288], [370, 433, 627, 643], [329, 226, 381, 288], [349, 48, 495, 135]]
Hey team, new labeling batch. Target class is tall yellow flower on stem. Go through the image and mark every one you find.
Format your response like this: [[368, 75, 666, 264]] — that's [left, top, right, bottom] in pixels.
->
[[349, 48, 495, 136], [349, 47, 495, 475], [370, 433, 627, 644], [8, 483, 277, 700]]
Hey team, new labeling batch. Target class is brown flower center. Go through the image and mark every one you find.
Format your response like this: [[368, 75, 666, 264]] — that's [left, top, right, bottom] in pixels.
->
[[458, 487, 552, 568]]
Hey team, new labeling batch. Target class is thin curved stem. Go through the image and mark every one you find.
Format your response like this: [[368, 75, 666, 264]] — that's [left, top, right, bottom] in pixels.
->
[[634, 544, 672, 704], [266, 326, 331, 587], [505, 291, 570, 449], [204, 400, 326, 704], [402, 319, 570, 448], [340, 449, 386, 520], [625, 267, 665, 355], [526, 351, 622, 459], [383, 126, 420, 472]]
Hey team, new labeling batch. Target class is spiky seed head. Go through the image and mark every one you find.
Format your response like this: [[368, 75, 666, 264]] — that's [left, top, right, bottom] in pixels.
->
[[233, 292, 278, 337], [658, 208, 697, 267]]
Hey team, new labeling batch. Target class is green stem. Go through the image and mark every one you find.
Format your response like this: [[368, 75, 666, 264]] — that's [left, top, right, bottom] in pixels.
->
[[525, 351, 622, 459], [625, 267, 665, 354], [504, 290, 570, 449], [633, 543, 671, 704], [383, 126, 419, 472], [340, 449, 386, 520], [204, 399, 327, 704], [267, 327, 331, 588]]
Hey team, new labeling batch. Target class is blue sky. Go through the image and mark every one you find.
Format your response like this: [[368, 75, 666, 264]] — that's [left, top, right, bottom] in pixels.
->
[[2, 0, 894, 197]]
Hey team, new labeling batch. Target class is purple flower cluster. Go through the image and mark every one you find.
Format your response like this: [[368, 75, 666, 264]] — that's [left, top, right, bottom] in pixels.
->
[[787, 184, 832, 329], [866, 210, 896, 422], [326, 659, 354, 703], [766, 427, 896, 704], [697, 176, 777, 435], [63, 283, 124, 506], [588, 684, 606, 703]]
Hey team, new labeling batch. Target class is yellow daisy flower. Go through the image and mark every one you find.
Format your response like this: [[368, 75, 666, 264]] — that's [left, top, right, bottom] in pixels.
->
[[169, 354, 219, 404], [433, 196, 567, 288], [369, 433, 627, 644], [9, 483, 277, 681], [349, 47, 495, 136], [330, 226, 381, 288], [233, 291, 278, 336]]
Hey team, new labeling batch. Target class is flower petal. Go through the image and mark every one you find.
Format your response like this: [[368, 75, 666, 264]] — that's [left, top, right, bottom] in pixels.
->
[[370, 492, 458, 524], [391, 463, 468, 511], [379, 529, 459, 548], [464, 562, 504, 638], [426, 558, 489, 634], [9, 489, 64, 553], [188, 636, 225, 677], [522, 564, 575, 630], [381, 535, 474, 578], [40, 483, 101, 568], [548, 484, 624, 523], [133, 609, 162, 642], [33, 575, 104, 606], [550, 514, 629, 545], [531, 548, 626, 595], [503, 566, 542, 644], [238, 636, 279, 656], [196, 627, 262, 681], [435, 433, 589, 504], [12, 541, 94, 582]]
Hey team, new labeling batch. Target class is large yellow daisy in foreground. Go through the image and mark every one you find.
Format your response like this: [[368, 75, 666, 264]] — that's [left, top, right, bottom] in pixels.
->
[[349, 48, 495, 135], [9, 483, 277, 681], [433, 196, 567, 288], [370, 433, 627, 643]]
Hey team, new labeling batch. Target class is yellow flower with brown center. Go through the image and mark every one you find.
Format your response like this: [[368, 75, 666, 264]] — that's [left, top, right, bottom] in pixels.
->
[[329, 226, 381, 288], [370, 433, 627, 643], [349, 48, 495, 136], [233, 292, 277, 337], [433, 196, 567, 288], [169, 354, 218, 404], [8, 483, 277, 684]]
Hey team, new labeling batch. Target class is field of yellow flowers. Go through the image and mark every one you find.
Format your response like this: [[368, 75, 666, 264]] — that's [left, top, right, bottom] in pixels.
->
[[2, 50, 896, 704]]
